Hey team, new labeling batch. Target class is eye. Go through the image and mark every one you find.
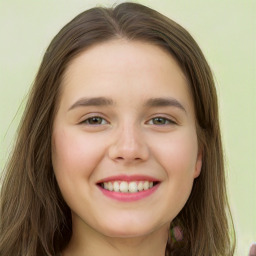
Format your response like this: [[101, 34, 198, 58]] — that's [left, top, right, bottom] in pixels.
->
[[81, 116, 108, 125], [147, 117, 176, 125]]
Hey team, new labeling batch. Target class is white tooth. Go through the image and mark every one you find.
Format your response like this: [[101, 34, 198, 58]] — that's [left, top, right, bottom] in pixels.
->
[[143, 181, 149, 190], [105, 181, 153, 193], [104, 182, 108, 189], [108, 182, 113, 191], [137, 181, 144, 191], [128, 182, 138, 193], [113, 181, 119, 192], [119, 181, 128, 193]]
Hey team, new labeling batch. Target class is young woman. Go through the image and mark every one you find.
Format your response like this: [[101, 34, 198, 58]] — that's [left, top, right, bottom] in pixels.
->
[[0, 2, 239, 256]]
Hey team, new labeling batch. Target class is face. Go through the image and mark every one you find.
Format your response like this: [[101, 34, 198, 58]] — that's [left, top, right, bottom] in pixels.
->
[[52, 39, 202, 239]]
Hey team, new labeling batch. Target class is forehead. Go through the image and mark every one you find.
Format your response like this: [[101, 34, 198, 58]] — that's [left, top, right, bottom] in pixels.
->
[[59, 39, 194, 112], [64, 39, 185, 81]]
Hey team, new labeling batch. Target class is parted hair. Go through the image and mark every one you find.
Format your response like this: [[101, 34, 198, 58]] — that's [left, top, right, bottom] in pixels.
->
[[0, 2, 235, 255]]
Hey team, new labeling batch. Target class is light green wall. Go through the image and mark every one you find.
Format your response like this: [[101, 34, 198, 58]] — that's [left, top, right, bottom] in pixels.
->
[[0, 0, 255, 255]]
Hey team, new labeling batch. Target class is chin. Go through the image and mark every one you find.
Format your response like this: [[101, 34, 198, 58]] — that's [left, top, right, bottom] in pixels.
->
[[98, 218, 166, 239], [104, 227, 152, 238]]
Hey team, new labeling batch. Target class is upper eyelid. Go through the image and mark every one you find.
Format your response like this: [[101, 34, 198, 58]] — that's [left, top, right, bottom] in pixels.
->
[[78, 113, 178, 124], [146, 114, 178, 123], [146, 116, 177, 125], [79, 114, 109, 124]]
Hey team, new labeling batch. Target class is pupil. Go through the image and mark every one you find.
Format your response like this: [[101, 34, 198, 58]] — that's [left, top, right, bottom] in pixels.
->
[[154, 117, 164, 124], [90, 117, 101, 124]]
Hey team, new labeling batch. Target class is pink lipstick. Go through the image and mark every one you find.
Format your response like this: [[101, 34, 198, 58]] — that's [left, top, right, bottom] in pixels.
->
[[97, 175, 160, 202]]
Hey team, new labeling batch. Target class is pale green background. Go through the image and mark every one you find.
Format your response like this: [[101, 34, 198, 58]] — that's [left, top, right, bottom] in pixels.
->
[[0, 0, 255, 255]]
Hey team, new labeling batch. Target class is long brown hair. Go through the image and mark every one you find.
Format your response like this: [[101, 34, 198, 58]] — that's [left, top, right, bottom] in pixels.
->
[[0, 2, 235, 255]]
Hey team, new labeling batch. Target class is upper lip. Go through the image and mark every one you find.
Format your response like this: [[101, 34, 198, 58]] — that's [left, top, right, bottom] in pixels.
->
[[96, 174, 160, 184]]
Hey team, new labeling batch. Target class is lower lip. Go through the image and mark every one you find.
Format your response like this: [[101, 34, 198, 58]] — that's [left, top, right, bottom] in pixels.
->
[[98, 183, 160, 202]]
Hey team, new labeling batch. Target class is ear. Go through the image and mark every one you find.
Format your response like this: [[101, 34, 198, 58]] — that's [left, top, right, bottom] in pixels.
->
[[193, 149, 202, 178]]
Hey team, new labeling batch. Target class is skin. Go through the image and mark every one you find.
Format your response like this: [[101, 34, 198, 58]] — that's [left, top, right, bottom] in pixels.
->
[[250, 243, 256, 256], [52, 39, 202, 256]]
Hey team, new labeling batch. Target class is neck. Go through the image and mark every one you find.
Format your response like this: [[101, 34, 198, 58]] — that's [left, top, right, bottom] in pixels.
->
[[62, 217, 169, 256]]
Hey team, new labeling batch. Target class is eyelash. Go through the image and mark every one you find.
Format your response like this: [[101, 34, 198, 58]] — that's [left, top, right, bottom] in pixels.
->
[[80, 116, 176, 126], [80, 116, 108, 125], [146, 117, 176, 125]]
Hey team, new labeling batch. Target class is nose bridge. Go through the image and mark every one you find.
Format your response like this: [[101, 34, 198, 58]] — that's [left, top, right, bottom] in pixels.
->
[[108, 120, 149, 162], [120, 123, 140, 150]]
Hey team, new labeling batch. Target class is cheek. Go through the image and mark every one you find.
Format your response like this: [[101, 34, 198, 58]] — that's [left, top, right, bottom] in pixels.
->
[[149, 129, 199, 204], [51, 127, 107, 212], [152, 131, 198, 218], [152, 130, 199, 176], [51, 128, 105, 182]]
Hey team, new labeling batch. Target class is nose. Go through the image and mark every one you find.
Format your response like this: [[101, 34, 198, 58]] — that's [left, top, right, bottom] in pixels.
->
[[108, 124, 149, 164]]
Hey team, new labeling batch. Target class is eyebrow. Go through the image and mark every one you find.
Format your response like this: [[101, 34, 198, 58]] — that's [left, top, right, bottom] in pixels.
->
[[145, 97, 186, 113], [68, 96, 186, 113], [68, 97, 114, 111]]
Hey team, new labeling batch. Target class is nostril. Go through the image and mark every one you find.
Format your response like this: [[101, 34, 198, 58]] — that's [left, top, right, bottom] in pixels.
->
[[115, 156, 142, 162]]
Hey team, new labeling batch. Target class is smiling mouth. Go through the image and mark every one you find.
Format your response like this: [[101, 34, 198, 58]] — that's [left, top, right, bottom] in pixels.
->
[[97, 181, 159, 193]]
